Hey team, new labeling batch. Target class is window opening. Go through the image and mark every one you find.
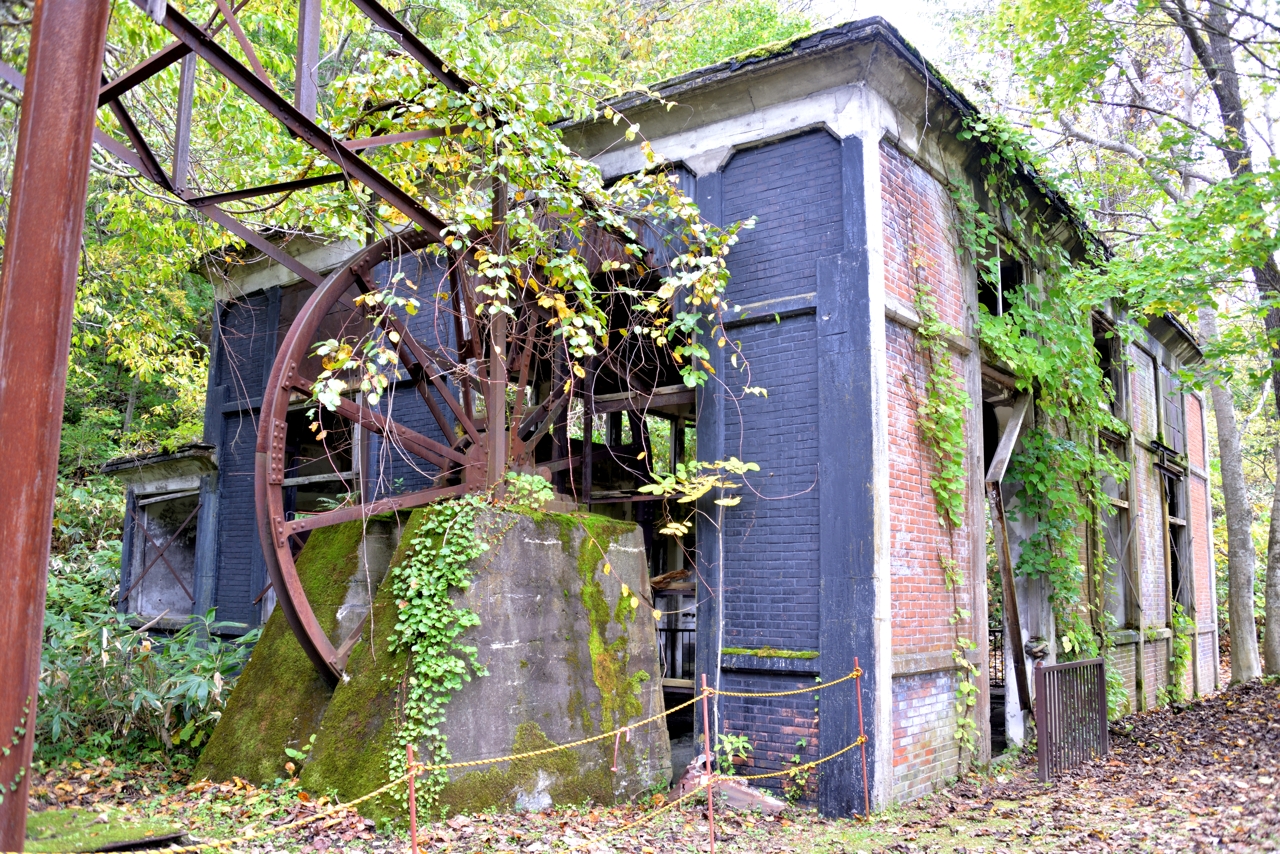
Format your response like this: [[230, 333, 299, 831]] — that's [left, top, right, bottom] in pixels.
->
[[979, 256, 1025, 318], [283, 404, 358, 516], [122, 492, 200, 621], [1164, 470, 1190, 609], [1099, 432, 1133, 630], [1159, 365, 1186, 454], [981, 395, 1010, 754], [1093, 318, 1125, 420]]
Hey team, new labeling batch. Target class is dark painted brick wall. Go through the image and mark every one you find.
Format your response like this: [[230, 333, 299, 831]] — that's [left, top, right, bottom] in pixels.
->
[[721, 315, 821, 650], [699, 129, 864, 812], [715, 130, 842, 651], [216, 294, 273, 407], [719, 671, 821, 797], [211, 292, 276, 626], [721, 130, 844, 305], [215, 412, 262, 625], [364, 252, 456, 499]]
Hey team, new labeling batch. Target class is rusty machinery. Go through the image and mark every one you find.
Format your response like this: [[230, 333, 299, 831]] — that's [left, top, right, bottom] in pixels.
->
[[0, 0, 693, 761]]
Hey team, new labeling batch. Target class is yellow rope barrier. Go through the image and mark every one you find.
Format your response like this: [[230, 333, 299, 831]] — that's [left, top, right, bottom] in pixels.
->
[[6, 692, 711, 854], [416, 691, 705, 772], [727, 735, 867, 781], [9, 668, 873, 852], [709, 667, 862, 698]]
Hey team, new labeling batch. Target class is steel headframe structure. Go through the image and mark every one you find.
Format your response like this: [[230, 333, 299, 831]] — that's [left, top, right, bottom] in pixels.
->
[[0, 0, 497, 844]]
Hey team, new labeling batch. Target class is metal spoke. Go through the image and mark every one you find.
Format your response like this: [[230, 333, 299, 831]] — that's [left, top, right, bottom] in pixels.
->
[[282, 372, 469, 469], [287, 483, 470, 535]]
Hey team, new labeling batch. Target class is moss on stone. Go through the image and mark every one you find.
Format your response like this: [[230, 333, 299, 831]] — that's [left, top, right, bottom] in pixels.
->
[[440, 722, 613, 816], [561, 514, 648, 733], [203, 506, 662, 821], [297, 511, 427, 820], [24, 808, 183, 853], [722, 647, 820, 659], [195, 521, 366, 784]]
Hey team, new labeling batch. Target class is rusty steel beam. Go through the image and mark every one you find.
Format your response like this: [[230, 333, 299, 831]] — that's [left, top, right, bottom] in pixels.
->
[[187, 171, 346, 206], [348, 0, 468, 92], [97, 0, 251, 106], [102, 81, 175, 192], [341, 124, 465, 151], [0, 59, 148, 174], [98, 41, 189, 106], [0, 0, 112, 847], [171, 53, 196, 189], [139, 1, 448, 241], [214, 0, 273, 90], [194, 203, 324, 286]]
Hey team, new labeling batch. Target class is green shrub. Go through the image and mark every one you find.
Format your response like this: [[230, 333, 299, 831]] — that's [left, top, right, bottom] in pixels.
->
[[37, 475, 257, 766]]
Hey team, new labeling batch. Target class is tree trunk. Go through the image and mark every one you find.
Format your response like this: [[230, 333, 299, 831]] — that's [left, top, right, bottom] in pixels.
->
[[1267, 443, 1280, 674], [122, 375, 138, 434], [1198, 307, 1262, 682], [1181, 3, 1277, 680]]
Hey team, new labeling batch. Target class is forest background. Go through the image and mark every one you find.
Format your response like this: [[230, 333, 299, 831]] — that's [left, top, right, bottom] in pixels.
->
[[1, 0, 1278, 771]]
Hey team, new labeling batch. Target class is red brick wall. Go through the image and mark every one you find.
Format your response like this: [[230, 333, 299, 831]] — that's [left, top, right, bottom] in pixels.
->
[[881, 141, 975, 799], [1184, 392, 1216, 694], [891, 671, 961, 801], [1186, 393, 1205, 470]]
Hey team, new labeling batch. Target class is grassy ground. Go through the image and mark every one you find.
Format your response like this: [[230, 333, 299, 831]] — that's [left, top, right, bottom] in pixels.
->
[[25, 678, 1280, 853]]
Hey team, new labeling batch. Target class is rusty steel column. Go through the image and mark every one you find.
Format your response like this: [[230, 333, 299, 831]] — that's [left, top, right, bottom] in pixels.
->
[[0, 0, 111, 847]]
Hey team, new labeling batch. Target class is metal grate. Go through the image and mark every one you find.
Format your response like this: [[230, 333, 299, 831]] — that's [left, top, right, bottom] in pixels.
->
[[1034, 658, 1109, 781], [658, 627, 696, 681], [989, 626, 1005, 686]]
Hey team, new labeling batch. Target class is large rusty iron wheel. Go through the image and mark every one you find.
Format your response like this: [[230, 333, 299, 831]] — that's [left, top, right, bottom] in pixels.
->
[[254, 229, 567, 683]]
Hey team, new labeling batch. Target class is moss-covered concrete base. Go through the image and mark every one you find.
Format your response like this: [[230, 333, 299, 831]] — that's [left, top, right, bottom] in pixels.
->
[[198, 509, 670, 819], [195, 521, 366, 784]]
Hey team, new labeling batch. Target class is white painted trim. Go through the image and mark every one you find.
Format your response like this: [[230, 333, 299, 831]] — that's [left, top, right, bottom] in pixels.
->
[[210, 238, 362, 301], [883, 294, 973, 356], [854, 117, 895, 811], [594, 83, 901, 180]]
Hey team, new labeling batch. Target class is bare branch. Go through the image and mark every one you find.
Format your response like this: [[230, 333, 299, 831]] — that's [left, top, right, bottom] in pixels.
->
[[1058, 115, 1186, 202]]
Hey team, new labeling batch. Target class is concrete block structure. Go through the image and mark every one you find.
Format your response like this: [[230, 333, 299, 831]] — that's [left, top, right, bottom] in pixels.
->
[[106, 17, 1218, 816]]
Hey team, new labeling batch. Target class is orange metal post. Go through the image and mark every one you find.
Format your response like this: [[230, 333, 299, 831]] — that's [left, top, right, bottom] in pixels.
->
[[407, 744, 419, 854], [0, 0, 111, 847], [701, 674, 715, 854]]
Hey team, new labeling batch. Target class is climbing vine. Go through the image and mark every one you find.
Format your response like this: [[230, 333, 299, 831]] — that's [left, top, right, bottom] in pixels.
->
[[953, 113, 1133, 708], [1162, 602, 1194, 706], [386, 473, 554, 810], [902, 222, 979, 757], [0, 696, 31, 805]]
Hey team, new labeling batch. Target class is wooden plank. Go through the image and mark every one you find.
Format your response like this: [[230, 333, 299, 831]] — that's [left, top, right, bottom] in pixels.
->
[[984, 393, 1031, 484], [591, 386, 696, 414], [989, 483, 1032, 715]]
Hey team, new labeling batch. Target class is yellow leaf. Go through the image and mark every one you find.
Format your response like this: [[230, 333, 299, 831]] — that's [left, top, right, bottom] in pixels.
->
[[603, 562, 611, 575], [637, 450, 647, 460], [572, 363, 586, 378], [652, 609, 662, 621], [620, 583, 630, 597], [630, 596, 640, 610]]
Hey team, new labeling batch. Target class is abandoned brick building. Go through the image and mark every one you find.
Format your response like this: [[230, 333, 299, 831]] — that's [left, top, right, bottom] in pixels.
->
[[106, 18, 1218, 814]]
